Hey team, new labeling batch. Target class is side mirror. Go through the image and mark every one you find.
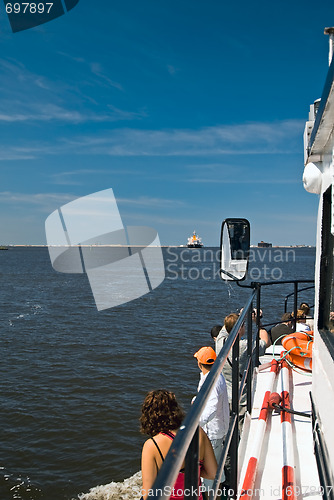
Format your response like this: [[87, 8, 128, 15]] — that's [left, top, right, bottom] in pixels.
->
[[220, 218, 250, 281]]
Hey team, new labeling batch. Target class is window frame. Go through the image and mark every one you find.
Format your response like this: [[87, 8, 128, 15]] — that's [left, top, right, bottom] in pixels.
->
[[318, 185, 334, 360]]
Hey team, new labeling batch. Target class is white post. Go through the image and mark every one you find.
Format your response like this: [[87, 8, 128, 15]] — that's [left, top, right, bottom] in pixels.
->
[[324, 27, 334, 66]]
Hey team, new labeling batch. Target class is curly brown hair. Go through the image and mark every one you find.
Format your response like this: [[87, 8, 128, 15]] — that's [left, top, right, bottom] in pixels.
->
[[140, 389, 185, 436]]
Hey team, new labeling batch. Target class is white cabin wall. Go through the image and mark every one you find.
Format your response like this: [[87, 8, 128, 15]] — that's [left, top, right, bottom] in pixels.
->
[[312, 138, 334, 480], [313, 341, 334, 478]]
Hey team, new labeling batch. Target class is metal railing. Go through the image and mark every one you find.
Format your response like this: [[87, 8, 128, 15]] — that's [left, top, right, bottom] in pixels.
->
[[147, 290, 257, 500], [284, 284, 314, 313], [251, 279, 314, 331], [146, 279, 314, 500]]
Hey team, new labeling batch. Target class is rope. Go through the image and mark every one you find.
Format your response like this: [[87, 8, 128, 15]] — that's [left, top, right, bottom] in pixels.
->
[[270, 334, 289, 358], [270, 332, 313, 374], [306, 339, 313, 350], [279, 351, 312, 376]]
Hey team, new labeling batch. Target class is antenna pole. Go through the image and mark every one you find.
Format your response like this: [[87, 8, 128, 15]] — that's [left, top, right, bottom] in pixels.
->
[[324, 27, 334, 66]]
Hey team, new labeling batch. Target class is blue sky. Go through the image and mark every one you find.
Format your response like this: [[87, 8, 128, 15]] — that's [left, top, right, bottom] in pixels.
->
[[0, 0, 332, 246]]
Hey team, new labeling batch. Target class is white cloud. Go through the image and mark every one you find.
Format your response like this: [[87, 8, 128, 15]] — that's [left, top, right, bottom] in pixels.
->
[[0, 104, 144, 124], [57, 120, 303, 157], [107, 105, 147, 121], [117, 196, 185, 208], [0, 117, 304, 162], [0, 191, 76, 212], [0, 191, 185, 212], [89, 62, 124, 91], [56, 54, 125, 91], [0, 58, 142, 125], [167, 65, 177, 75], [186, 177, 300, 184]]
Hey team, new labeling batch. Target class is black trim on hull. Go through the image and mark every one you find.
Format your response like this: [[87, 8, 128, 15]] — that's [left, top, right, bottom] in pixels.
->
[[310, 392, 334, 500]]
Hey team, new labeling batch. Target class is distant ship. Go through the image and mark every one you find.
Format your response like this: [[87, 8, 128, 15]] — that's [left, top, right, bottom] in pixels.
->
[[258, 241, 272, 248], [187, 231, 203, 248]]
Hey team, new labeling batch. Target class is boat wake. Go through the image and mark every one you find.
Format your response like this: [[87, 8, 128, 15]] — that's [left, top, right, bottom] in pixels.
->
[[76, 471, 142, 500]]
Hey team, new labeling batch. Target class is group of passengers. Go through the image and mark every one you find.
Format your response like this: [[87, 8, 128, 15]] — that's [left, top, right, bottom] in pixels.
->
[[139, 303, 313, 500], [269, 302, 313, 344], [212, 311, 270, 404]]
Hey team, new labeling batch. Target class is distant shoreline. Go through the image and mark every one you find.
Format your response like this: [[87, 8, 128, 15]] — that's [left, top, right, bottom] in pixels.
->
[[1, 244, 316, 249]]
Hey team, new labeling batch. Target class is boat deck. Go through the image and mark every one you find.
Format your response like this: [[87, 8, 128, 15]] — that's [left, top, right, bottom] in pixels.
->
[[238, 351, 321, 499]]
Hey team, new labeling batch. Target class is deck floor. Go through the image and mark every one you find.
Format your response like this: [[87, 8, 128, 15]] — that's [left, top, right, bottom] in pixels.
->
[[238, 353, 321, 500]]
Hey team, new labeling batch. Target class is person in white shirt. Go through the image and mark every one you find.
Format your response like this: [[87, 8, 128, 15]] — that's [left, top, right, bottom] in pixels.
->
[[293, 309, 311, 332], [193, 346, 230, 491], [215, 325, 229, 355], [299, 303, 314, 330]]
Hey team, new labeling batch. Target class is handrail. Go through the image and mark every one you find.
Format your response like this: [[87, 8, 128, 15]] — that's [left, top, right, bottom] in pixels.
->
[[284, 285, 315, 313], [211, 412, 237, 498], [147, 290, 257, 499], [145, 279, 314, 500], [252, 279, 314, 330]]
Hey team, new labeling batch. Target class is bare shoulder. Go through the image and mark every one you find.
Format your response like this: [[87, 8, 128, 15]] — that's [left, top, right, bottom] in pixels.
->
[[142, 437, 155, 454], [142, 434, 166, 452]]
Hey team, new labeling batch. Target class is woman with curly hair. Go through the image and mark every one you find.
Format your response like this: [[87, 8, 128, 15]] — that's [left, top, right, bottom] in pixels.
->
[[140, 389, 217, 500]]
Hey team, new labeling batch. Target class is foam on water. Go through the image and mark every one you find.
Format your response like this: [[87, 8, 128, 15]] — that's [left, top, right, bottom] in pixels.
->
[[0, 466, 43, 500], [77, 472, 142, 500]]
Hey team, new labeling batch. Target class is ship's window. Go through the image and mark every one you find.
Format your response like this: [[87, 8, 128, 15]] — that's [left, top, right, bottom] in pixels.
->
[[319, 186, 334, 355]]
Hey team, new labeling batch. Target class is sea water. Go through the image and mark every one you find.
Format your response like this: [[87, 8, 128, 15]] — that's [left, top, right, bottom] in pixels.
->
[[0, 246, 315, 499]]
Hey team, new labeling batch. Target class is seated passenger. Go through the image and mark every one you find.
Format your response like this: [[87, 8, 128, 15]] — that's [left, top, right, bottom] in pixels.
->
[[299, 302, 314, 330], [292, 309, 311, 332], [251, 308, 263, 320], [270, 312, 294, 345]]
